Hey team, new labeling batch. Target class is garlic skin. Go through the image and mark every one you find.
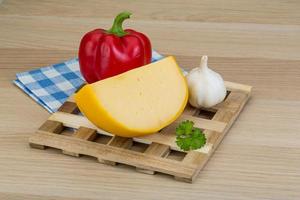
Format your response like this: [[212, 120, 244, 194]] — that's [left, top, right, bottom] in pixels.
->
[[186, 56, 226, 108]]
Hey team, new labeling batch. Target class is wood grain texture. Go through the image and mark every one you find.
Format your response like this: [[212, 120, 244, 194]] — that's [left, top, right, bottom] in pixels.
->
[[0, 0, 300, 199]]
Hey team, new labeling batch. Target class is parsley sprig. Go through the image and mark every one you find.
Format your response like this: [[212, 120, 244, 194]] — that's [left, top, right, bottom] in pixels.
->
[[175, 120, 206, 151]]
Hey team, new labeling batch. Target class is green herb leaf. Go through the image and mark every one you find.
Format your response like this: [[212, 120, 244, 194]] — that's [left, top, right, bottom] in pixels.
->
[[176, 120, 194, 135], [175, 120, 206, 151]]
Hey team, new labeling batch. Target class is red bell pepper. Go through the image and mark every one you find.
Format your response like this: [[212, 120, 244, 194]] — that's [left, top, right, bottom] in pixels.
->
[[79, 11, 152, 83]]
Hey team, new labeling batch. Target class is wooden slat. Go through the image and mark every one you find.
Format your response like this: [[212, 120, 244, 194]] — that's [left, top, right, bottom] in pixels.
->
[[175, 151, 209, 183], [98, 136, 133, 165], [223, 92, 249, 112], [108, 136, 133, 148], [73, 127, 97, 141], [136, 143, 170, 174], [57, 101, 78, 113], [208, 116, 248, 148], [49, 112, 220, 152], [29, 131, 196, 179], [144, 143, 170, 157], [30, 120, 63, 149], [224, 81, 252, 93], [208, 92, 251, 147], [213, 91, 249, 111], [62, 126, 97, 157], [177, 114, 227, 132], [183, 104, 197, 115], [38, 120, 63, 133], [29, 143, 45, 150], [212, 109, 236, 124], [49, 112, 104, 133]]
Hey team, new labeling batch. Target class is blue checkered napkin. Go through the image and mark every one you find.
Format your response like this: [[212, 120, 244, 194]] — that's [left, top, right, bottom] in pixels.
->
[[14, 58, 83, 113], [14, 50, 164, 113]]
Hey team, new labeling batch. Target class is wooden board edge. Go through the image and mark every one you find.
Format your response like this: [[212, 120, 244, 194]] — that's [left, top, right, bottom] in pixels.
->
[[29, 131, 197, 181], [187, 90, 252, 182]]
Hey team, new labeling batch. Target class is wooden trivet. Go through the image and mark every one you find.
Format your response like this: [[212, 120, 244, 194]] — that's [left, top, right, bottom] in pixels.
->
[[29, 81, 252, 183]]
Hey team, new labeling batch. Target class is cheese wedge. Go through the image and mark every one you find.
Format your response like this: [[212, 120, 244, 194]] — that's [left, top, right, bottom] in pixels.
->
[[75, 56, 188, 137]]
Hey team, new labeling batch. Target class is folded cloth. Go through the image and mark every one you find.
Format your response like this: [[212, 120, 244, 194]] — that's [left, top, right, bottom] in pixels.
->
[[14, 51, 164, 113]]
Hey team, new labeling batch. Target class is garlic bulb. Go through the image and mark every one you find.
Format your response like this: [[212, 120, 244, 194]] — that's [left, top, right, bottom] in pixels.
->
[[186, 55, 226, 108]]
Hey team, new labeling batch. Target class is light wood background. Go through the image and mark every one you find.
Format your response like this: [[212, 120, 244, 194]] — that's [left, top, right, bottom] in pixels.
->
[[0, 0, 300, 199]]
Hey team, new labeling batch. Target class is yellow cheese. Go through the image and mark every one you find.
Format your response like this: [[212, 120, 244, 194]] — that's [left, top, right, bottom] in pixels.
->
[[75, 56, 188, 137]]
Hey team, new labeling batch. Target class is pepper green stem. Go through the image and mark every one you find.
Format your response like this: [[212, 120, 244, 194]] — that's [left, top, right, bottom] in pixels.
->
[[107, 11, 132, 37]]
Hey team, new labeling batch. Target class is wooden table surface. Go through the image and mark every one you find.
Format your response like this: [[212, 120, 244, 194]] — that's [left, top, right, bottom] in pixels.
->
[[1, 1, 300, 199]]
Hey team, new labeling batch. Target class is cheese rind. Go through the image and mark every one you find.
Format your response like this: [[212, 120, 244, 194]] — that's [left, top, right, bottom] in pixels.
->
[[75, 56, 188, 137]]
